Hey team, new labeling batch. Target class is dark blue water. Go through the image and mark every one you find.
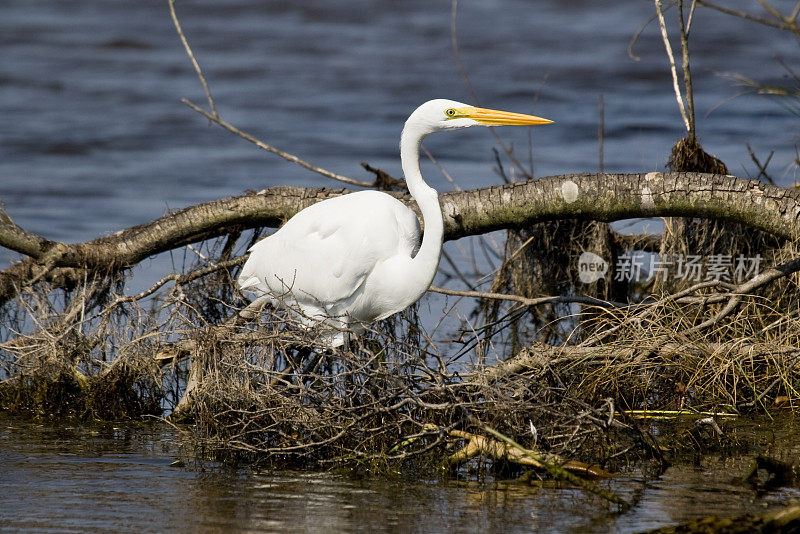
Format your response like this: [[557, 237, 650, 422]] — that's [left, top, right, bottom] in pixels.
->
[[1, 0, 797, 252]]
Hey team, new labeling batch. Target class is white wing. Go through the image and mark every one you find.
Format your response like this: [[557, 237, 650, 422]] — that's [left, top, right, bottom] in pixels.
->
[[238, 190, 420, 316]]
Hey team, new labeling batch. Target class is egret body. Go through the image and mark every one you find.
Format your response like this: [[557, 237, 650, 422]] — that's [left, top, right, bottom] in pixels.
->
[[237, 99, 552, 346]]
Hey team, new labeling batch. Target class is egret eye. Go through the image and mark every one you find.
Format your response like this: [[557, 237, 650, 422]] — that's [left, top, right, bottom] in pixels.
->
[[444, 108, 457, 118]]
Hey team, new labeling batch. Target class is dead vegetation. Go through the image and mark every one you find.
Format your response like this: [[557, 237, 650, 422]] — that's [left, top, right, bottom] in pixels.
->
[[1, 3, 800, 514], [0, 213, 798, 487]]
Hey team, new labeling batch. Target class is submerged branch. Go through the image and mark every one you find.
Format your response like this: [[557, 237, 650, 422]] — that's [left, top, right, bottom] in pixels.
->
[[436, 424, 612, 479], [481, 426, 628, 508]]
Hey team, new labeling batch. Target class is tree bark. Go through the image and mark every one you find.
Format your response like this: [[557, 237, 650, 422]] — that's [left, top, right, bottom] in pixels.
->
[[0, 172, 797, 304]]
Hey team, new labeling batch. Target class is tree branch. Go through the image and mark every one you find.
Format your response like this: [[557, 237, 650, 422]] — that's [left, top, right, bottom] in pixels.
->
[[0, 172, 797, 305], [696, 0, 794, 32], [472, 341, 800, 384], [168, 0, 217, 119], [182, 99, 373, 188], [429, 285, 625, 308], [654, 0, 692, 133]]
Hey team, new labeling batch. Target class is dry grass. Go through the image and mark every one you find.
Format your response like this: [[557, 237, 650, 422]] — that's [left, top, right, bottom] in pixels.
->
[[480, 215, 800, 415], [0, 223, 798, 475]]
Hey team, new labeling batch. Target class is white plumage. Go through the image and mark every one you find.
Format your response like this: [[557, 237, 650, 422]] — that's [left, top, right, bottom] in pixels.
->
[[238, 191, 421, 340], [238, 99, 552, 346]]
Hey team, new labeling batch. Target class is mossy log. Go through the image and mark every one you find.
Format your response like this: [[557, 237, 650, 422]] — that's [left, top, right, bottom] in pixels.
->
[[0, 172, 797, 305]]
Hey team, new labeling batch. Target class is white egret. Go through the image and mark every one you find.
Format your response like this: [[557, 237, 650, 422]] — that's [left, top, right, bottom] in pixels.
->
[[237, 99, 552, 347]]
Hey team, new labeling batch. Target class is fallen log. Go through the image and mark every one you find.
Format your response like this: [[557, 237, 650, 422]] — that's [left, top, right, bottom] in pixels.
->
[[1, 172, 797, 305]]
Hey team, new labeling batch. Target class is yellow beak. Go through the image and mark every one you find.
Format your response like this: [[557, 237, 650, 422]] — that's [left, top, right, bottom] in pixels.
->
[[458, 106, 553, 126]]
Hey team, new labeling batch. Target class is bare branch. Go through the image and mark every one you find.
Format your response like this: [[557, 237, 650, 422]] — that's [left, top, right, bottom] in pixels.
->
[[696, 0, 794, 32], [473, 340, 800, 384], [0, 209, 59, 262], [169, 1, 371, 189], [677, 0, 696, 137], [182, 99, 372, 188], [654, 0, 692, 133], [168, 0, 217, 118], [686, 255, 800, 333], [746, 142, 775, 184], [757, 0, 786, 23], [429, 285, 624, 308]]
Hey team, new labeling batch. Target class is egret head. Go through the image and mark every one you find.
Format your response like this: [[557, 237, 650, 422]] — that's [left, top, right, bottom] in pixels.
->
[[406, 99, 553, 136]]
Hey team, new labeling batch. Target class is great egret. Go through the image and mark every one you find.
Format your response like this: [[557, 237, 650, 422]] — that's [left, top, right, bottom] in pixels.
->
[[237, 99, 552, 346]]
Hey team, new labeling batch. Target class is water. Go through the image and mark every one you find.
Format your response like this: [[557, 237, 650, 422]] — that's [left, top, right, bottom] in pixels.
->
[[1, 0, 797, 250], [2, 0, 796, 316], [1, 414, 799, 533], [2, 1, 800, 530]]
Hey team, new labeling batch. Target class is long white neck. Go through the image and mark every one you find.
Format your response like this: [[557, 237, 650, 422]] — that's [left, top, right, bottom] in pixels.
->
[[400, 123, 444, 301]]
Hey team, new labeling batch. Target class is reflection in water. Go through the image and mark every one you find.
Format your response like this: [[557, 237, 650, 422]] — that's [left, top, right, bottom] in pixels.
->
[[1, 415, 798, 533]]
